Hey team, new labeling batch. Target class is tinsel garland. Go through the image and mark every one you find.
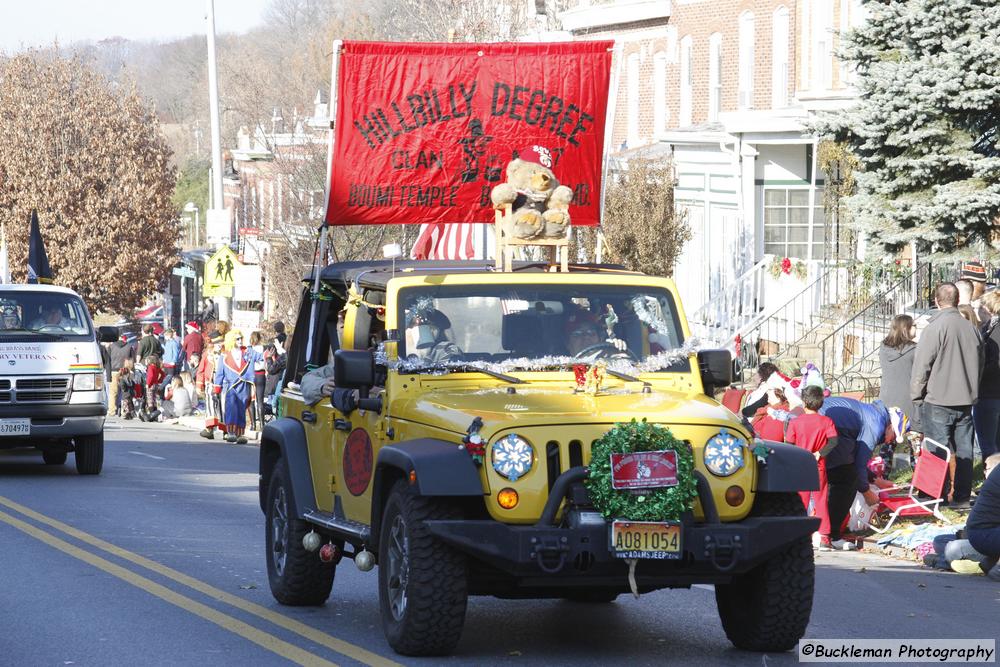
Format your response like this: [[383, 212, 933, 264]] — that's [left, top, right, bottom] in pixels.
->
[[378, 339, 703, 376], [585, 419, 698, 522]]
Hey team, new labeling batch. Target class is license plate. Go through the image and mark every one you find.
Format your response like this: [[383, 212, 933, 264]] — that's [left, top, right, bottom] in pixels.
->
[[0, 419, 30, 436], [611, 520, 682, 560]]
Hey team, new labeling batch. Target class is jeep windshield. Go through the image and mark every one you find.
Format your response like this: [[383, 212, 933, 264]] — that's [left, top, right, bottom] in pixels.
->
[[0, 291, 94, 340], [396, 283, 692, 375]]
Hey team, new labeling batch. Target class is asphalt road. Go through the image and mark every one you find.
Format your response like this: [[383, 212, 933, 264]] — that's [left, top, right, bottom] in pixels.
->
[[1, 422, 996, 666]]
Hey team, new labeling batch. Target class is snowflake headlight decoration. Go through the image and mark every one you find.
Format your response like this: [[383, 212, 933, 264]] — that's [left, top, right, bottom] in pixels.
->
[[491, 434, 534, 482], [703, 429, 745, 477]]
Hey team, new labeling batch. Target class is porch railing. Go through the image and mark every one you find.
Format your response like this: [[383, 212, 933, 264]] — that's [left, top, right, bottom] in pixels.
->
[[817, 262, 933, 386], [688, 257, 769, 346], [735, 265, 839, 382]]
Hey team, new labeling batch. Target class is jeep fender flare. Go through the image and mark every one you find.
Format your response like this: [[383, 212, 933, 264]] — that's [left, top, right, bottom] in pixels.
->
[[258, 417, 317, 517], [753, 442, 820, 493], [370, 438, 484, 548]]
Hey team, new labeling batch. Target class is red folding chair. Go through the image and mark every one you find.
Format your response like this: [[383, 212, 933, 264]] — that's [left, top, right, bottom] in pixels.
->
[[721, 388, 746, 415], [867, 437, 951, 534]]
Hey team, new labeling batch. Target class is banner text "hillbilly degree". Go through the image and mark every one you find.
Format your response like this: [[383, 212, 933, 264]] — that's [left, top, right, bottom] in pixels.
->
[[352, 81, 597, 150]]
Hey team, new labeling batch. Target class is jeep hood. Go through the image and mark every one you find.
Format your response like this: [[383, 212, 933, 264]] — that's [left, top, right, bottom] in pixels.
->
[[393, 384, 738, 438]]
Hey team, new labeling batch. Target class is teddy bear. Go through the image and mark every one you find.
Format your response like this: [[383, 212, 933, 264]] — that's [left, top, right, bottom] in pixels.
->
[[490, 145, 574, 240]]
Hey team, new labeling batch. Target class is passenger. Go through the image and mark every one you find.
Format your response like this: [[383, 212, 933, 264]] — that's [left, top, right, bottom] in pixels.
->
[[406, 309, 463, 364], [0, 300, 21, 329]]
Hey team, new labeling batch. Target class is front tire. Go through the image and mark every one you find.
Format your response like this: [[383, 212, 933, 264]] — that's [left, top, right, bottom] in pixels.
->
[[43, 450, 68, 465], [264, 460, 335, 605], [715, 492, 814, 652], [378, 481, 468, 656], [74, 433, 104, 475]]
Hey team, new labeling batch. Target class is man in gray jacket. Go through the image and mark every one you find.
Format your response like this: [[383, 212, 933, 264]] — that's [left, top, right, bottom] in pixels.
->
[[911, 282, 984, 508]]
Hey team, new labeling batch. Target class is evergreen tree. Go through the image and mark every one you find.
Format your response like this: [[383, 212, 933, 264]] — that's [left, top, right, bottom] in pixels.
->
[[818, 0, 1000, 255]]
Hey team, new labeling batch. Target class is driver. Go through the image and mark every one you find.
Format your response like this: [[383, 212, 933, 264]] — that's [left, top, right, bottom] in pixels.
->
[[406, 309, 463, 364], [565, 312, 628, 359], [31, 304, 73, 330]]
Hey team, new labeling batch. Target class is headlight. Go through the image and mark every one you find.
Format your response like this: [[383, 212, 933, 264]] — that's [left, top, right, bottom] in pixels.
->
[[703, 429, 746, 477], [491, 434, 534, 482], [73, 373, 103, 391]]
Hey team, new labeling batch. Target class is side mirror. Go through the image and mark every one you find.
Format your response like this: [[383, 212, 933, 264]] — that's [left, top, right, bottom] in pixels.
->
[[97, 325, 120, 344], [334, 349, 375, 389], [698, 349, 733, 393]]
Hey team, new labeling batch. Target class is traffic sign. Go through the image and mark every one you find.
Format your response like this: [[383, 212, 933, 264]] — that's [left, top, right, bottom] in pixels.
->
[[203, 246, 241, 297]]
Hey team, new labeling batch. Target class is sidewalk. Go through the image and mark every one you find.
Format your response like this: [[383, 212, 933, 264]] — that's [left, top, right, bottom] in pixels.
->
[[107, 413, 262, 443]]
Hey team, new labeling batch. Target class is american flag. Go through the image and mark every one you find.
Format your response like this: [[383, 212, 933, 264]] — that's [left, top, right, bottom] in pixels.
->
[[411, 223, 489, 260]]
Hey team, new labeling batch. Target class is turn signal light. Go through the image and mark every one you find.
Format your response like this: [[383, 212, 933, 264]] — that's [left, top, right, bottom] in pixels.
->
[[725, 485, 746, 507], [497, 488, 519, 510]]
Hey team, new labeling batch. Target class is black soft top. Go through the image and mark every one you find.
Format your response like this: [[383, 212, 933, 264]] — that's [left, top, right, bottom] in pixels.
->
[[310, 260, 636, 291]]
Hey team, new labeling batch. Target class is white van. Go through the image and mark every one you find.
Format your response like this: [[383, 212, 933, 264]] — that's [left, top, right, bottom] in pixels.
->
[[0, 284, 115, 474]]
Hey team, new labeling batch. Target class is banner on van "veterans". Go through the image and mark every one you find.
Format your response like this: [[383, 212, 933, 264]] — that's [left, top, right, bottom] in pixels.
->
[[325, 40, 613, 227]]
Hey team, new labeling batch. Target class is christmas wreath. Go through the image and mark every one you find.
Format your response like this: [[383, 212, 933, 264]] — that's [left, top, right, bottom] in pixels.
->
[[768, 256, 808, 280], [585, 419, 698, 522]]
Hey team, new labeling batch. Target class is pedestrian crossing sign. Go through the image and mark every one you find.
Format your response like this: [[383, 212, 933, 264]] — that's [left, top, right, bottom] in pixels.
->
[[204, 246, 241, 297]]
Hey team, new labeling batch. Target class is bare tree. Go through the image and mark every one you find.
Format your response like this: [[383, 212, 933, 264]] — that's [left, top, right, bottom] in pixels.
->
[[576, 158, 690, 277]]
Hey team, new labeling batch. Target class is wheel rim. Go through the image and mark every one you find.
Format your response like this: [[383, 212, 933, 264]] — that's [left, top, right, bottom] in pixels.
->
[[386, 514, 409, 621], [271, 485, 289, 576]]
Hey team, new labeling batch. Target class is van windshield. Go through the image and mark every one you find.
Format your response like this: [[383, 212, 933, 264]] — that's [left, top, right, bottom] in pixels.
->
[[0, 291, 93, 338], [396, 283, 693, 374]]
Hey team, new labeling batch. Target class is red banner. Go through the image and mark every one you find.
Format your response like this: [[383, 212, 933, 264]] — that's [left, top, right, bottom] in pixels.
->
[[326, 40, 613, 227]]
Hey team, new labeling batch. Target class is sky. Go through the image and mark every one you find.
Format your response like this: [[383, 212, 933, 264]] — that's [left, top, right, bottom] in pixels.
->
[[0, 0, 271, 53]]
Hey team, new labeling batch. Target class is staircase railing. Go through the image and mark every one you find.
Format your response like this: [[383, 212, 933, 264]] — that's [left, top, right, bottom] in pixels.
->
[[817, 262, 933, 386], [689, 257, 769, 346], [735, 265, 841, 383]]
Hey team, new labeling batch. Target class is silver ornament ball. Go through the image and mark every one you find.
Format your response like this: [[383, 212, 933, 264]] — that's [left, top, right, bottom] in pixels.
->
[[355, 548, 375, 572], [302, 530, 322, 552]]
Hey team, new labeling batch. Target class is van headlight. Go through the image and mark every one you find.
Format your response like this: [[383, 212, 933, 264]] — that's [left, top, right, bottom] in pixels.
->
[[491, 434, 534, 482], [73, 373, 104, 391], [703, 429, 745, 477]]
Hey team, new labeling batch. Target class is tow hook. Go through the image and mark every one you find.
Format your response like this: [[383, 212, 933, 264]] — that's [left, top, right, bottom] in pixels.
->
[[704, 534, 742, 572], [530, 535, 569, 574]]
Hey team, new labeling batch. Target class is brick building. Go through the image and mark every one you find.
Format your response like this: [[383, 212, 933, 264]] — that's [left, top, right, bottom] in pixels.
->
[[557, 0, 865, 311]]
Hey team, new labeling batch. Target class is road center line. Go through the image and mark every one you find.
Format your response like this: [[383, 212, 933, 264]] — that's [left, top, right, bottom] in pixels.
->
[[0, 509, 337, 667], [128, 451, 166, 460], [0, 494, 402, 667]]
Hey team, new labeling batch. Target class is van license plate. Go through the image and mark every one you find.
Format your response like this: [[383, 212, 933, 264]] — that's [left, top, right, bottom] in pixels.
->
[[0, 419, 30, 436], [610, 520, 682, 560]]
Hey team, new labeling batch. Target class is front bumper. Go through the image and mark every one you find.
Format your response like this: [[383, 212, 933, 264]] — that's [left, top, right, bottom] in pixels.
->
[[425, 466, 818, 586], [426, 514, 817, 584], [0, 403, 105, 448]]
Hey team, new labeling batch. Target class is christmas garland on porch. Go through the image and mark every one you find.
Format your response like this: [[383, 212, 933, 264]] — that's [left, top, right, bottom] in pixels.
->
[[585, 419, 698, 522]]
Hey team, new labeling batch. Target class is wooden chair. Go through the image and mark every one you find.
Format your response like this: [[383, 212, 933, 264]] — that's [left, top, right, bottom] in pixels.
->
[[494, 204, 569, 273]]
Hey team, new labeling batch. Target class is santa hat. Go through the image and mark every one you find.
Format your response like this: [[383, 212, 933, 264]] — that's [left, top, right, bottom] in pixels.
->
[[186, 321, 200, 333], [518, 145, 554, 169]]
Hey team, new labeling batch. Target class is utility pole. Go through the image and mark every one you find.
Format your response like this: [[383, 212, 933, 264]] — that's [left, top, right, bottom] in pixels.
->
[[206, 0, 231, 322]]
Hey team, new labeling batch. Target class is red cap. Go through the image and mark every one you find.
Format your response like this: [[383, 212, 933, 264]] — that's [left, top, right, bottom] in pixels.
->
[[518, 145, 553, 169], [186, 321, 200, 332]]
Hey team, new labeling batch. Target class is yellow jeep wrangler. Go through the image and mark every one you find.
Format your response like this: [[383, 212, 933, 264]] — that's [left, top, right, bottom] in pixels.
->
[[259, 260, 819, 657]]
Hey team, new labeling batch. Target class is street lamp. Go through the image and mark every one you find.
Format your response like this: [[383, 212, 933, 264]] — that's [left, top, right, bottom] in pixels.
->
[[183, 201, 200, 248]]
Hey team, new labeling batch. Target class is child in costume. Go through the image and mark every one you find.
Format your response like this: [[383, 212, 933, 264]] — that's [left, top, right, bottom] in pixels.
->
[[214, 330, 263, 444]]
